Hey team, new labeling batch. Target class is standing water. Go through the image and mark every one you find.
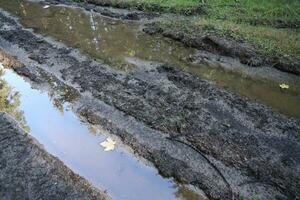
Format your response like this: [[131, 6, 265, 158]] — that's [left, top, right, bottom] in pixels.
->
[[0, 64, 206, 200], [0, 0, 299, 118]]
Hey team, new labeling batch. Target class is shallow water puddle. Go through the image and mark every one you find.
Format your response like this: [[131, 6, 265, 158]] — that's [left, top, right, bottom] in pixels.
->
[[0, 0, 193, 71], [0, 0, 299, 118], [0, 66, 205, 200]]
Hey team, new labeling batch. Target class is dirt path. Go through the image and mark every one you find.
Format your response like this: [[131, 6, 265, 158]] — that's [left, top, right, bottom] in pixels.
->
[[0, 112, 110, 200], [45, 0, 300, 76], [0, 6, 300, 200]]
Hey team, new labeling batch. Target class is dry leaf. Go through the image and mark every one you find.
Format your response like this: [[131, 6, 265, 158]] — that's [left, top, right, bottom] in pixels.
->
[[128, 50, 135, 57], [100, 138, 116, 151], [279, 83, 289, 89]]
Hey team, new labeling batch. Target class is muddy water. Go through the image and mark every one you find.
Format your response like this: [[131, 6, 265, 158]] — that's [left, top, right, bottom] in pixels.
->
[[0, 65, 206, 200], [0, 0, 193, 71], [0, 0, 299, 118]]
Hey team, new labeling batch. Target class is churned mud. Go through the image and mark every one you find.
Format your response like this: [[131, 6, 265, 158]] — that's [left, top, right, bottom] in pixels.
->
[[1, 0, 300, 120], [0, 112, 110, 200], [38, 0, 300, 76], [143, 23, 300, 76], [0, 6, 299, 200], [36, 0, 158, 20], [0, 62, 205, 200]]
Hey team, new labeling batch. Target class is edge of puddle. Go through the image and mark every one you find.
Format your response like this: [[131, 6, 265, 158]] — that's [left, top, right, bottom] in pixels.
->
[[0, 61, 207, 200]]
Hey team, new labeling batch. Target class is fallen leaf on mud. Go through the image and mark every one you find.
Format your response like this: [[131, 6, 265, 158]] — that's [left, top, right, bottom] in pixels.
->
[[43, 5, 50, 9], [222, 123, 231, 128], [279, 83, 289, 89], [100, 138, 116, 151]]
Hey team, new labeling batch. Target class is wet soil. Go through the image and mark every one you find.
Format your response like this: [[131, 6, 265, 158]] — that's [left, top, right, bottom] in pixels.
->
[[59, 0, 204, 15], [1, 0, 300, 119], [0, 54, 207, 200], [248, 18, 300, 29], [143, 23, 300, 76], [0, 8, 299, 200], [0, 112, 110, 200], [44, 0, 158, 20], [42, 0, 300, 76]]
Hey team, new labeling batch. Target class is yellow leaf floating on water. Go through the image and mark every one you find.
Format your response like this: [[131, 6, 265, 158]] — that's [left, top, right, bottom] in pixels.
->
[[279, 83, 289, 89], [100, 138, 116, 151], [128, 50, 135, 57]]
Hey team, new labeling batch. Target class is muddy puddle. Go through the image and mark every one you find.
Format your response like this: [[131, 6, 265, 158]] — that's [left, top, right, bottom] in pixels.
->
[[0, 0, 299, 118], [0, 64, 206, 200]]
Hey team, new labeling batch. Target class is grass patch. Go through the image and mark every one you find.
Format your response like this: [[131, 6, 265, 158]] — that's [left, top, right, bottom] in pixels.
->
[[77, 0, 300, 63], [206, 0, 300, 23], [84, 0, 202, 14], [84, 0, 300, 21], [159, 16, 300, 59]]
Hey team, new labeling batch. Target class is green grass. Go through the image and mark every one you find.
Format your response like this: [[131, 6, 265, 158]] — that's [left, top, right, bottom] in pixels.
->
[[81, 0, 300, 61], [85, 0, 202, 14], [206, 0, 300, 23], [154, 0, 300, 59], [86, 0, 300, 20], [159, 16, 300, 59]]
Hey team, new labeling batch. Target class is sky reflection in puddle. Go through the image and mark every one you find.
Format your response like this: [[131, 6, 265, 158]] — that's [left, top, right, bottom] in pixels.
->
[[0, 66, 205, 200]]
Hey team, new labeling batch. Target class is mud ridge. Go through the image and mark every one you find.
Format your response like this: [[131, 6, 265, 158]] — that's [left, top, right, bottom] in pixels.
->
[[70, 0, 204, 15], [42, 0, 300, 76], [42, 0, 158, 20], [0, 10, 300, 200], [248, 18, 300, 29], [143, 22, 300, 76]]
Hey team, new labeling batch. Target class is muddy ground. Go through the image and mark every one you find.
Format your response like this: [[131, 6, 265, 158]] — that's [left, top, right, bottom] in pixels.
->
[[43, 0, 300, 76], [0, 4, 300, 200], [142, 23, 300, 76], [41, 0, 158, 20], [0, 112, 110, 200]]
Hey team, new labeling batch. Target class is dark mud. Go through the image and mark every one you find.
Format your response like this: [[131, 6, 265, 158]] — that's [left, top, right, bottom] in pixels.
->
[[70, 0, 203, 15], [41, 0, 157, 20], [0, 112, 110, 200], [248, 18, 300, 29], [2, 0, 299, 119], [143, 23, 300, 76], [0, 9, 300, 200], [41, 0, 300, 76]]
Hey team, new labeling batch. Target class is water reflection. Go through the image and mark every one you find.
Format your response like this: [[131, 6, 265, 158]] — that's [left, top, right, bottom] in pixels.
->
[[40, 70, 80, 114], [0, 0, 299, 118], [175, 186, 207, 200], [0, 61, 205, 199], [0, 69, 29, 131], [0, 0, 193, 72], [189, 64, 300, 118]]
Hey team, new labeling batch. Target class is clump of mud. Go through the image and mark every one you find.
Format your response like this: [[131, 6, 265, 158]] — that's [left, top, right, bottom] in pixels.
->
[[143, 22, 300, 76]]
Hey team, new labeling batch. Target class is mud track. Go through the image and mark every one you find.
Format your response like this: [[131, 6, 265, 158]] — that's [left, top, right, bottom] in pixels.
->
[[143, 23, 300, 76], [0, 113, 110, 200], [42, 0, 157, 20], [0, 9, 300, 200], [42, 0, 300, 76]]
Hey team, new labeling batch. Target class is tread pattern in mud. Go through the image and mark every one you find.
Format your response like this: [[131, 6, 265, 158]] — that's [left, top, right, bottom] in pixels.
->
[[0, 10, 300, 200]]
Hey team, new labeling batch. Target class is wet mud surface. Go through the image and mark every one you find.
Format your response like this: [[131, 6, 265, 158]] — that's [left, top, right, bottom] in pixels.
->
[[52, 0, 204, 15], [42, 0, 300, 76], [1, 0, 299, 119], [44, 0, 158, 20], [0, 8, 300, 200], [143, 23, 300, 76], [0, 112, 110, 200], [0, 52, 205, 200]]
